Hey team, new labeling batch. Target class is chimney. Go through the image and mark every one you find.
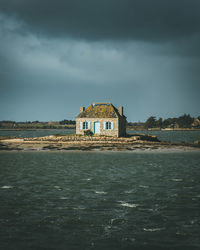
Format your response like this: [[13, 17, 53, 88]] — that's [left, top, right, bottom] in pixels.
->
[[118, 106, 123, 116], [80, 107, 85, 113]]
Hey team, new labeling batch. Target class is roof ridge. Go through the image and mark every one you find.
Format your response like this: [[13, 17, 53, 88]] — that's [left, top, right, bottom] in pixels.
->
[[92, 102, 111, 105], [77, 103, 120, 118]]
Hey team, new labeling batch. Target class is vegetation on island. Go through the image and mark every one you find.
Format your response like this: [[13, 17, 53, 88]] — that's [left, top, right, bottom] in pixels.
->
[[84, 130, 94, 136]]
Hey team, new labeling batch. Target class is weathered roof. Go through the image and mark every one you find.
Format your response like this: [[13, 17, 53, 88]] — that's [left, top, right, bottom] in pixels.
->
[[77, 103, 122, 118]]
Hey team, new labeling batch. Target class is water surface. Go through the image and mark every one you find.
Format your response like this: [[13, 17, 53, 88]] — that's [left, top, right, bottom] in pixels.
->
[[1, 129, 200, 143], [0, 129, 74, 138], [0, 151, 200, 250], [127, 130, 200, 143]]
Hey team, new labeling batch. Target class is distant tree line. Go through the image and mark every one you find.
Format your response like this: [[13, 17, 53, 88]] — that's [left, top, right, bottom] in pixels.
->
[[59, 119, 76, 125], [144, 114, 199, 129], [1, 115, 200, 130], [0, 120, 76, 129], [127, 114, 200, 130]]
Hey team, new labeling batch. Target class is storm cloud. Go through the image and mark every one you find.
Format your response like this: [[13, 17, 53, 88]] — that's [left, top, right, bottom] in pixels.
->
[[0, 0, 200, 121], [1, 0, 200, 41]]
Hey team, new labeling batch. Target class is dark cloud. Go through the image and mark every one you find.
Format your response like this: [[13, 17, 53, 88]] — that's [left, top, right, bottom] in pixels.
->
[[0, 0, 200, 41], [0, 1, 200, 121]]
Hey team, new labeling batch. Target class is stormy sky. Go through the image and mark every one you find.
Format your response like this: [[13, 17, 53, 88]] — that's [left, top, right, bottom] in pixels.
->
[[0, 0, 200, 122]]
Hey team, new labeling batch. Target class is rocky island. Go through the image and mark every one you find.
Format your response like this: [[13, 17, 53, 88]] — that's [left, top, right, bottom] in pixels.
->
[[0, 134, 200, 152]]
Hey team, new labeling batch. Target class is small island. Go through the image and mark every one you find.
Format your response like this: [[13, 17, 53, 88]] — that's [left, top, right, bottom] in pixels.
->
[[1, 133, 200, 152], [1, 103, 200, 152]]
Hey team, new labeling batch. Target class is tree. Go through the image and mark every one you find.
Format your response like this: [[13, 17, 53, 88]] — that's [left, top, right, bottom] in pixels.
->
[[162, 118, 177, 128], [177, 114, 194, 128], [156, 117, 163, 128], [145, 116, 157, 129]]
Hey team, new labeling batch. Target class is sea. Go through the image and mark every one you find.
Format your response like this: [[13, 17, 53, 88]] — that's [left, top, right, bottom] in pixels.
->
[[0, 130, 200, 250]]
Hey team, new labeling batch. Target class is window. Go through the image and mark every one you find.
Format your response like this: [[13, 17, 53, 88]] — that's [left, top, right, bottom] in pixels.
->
[[80, 121, 91, 130], [105, 121, 111, 130], [83, 121, 88, 130], [104, 121, 114, 130]]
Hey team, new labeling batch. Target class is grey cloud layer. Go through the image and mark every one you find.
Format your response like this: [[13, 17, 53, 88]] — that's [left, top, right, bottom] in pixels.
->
[[1, 0, 200, 41], [0, 1, 200, 121]]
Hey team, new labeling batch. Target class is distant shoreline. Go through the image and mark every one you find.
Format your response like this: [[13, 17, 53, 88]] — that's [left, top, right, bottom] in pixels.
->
[[127, 127, 200, 131], [0, 128, 75, 131], [1, 128, 200, 131]]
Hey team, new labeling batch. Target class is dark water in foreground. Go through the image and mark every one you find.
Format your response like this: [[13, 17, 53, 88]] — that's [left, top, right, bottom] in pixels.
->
[[0, 151, 200, 250]]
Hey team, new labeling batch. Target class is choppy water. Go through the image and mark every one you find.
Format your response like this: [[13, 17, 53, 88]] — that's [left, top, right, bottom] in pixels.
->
[[0, 151, 200, 250], [1, 129, 200, 143], [127, 130, 200, 143], [0, 129, 75, 138]]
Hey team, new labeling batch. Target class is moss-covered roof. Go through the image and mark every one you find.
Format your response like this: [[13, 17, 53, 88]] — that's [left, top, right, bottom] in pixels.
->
[[77, 103, 121, 118]]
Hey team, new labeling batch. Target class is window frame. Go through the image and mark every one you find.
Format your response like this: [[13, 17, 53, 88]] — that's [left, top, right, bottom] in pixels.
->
[[105, 121, 111, 130], [83, 121, 88, 130]]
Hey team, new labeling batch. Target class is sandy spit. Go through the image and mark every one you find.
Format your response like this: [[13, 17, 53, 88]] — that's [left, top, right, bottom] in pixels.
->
[[0, 137, 200, 152]]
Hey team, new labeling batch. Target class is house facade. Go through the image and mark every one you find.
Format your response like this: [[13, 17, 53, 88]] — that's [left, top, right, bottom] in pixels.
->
[[76, 103, 126, 137]]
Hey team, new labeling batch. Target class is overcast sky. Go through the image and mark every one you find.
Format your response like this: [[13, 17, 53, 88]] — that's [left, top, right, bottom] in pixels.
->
[[0, 0, 200, 122]]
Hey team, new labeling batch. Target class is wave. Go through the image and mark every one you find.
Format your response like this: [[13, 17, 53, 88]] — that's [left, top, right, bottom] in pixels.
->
[[54, 185, 62, 190], [60, 197, 68, 200], [1, 185, 13, 189], [172, 178, 183, 182], [139, 185, 149, 188], [95, 191, 107, 194], [144, 227, 165, 232], [119, 201, 139, 208]]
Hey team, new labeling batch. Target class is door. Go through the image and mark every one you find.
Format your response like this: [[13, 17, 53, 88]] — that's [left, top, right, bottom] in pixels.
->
[[94, 122, 100, 134]]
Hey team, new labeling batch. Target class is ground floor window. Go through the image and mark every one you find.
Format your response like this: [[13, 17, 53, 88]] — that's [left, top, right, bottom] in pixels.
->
[[83, 121, 88, 130], [105, 121, 111, 129]]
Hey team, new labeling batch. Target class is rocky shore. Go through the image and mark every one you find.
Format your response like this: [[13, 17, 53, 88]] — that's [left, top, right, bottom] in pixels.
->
[[0, 134, 200, 152]]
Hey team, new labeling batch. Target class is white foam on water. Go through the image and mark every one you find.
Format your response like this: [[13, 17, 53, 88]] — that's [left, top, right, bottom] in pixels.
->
[[124, 189, 136, 194], [176, 231, 187, 236], [139, 185, 149, 188], [110, 218, 117, 225], [95, 191, 107, 194], [86, 178, 91, 181], [144, 227, 165, 232], [54, 186, 62, 190], [139, 208, 154, 212], [60, 197, 68, 200], [172, 178, 183, 182], [119, 201, 139, 208], [73, 206, 86, 210], [170, 193, 178, 197], [104, 225, 112, 235], [190, 219, 198, 225], [110, 218, 125, 225], [1, 185, 13, 189]]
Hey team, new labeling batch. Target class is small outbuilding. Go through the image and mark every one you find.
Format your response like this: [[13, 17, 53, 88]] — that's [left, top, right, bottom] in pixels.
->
[[76, 103, 126, 137]]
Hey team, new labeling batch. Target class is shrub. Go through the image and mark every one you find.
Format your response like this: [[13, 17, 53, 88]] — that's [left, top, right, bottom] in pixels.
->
[[84, 130, 94, 136]]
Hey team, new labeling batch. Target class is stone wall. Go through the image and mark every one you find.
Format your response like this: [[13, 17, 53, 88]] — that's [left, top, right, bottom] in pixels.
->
[[76, 118, 119, 137]]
